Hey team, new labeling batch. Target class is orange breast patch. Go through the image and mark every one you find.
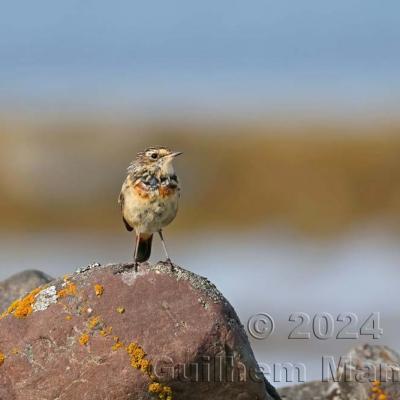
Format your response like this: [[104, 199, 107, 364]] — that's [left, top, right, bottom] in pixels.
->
[[159, 186, 176, 198], [133, 181, 150, 199]]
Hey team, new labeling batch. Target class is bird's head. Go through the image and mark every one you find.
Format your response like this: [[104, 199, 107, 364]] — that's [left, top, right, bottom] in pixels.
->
[[136, 146, 182, 174]]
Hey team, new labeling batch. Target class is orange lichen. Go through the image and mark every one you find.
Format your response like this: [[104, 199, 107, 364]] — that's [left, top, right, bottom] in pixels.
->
[[94, 284, 104, 296], [100, 326, 112, 337], [112, 341, 124, 351], [148, 382, 173, 400], [88, 316, 101, 329], [65, 315, 72, 321], [126, 342, 150, 374], [79, 333, 90, 346], [1, 287, 42, 319], [0, 352, 5, 366], [116, 306, 125, 314], [124, 341, 173, 398], [369, 380, 388, 400], [58, 281, 77, 298]]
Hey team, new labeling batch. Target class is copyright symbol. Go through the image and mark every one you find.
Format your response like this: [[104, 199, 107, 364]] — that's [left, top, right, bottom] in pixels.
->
[[247, 313, 275, 340]]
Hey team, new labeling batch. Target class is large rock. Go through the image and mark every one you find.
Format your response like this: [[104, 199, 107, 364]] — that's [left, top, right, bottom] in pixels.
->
[[280, 344, 400, 399], [0, 270, 53, 313], [0, 262, 280, 400]]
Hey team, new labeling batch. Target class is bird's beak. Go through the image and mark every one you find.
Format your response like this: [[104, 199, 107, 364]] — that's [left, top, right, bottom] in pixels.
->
[[170, 151, 183, 158]]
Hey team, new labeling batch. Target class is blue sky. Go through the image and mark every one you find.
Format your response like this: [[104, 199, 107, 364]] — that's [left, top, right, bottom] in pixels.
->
[[0, 1, 399, 115]]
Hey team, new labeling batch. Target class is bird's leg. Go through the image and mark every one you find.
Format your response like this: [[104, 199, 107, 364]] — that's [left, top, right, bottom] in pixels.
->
[[133, 233, 140, 271], [117, 234, 139, 273], [158, 230, 173, 269]]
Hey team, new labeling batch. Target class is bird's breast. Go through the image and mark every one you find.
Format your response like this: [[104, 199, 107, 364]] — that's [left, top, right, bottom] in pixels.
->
[[133, 180, 179, 200], [121, 174, 179, 233]]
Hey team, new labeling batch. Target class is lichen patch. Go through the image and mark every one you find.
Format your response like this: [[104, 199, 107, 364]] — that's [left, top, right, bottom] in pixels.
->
[[88, 316, 101, 330], [100, 326, 112, 337], [79, 333, 90, 346], [1, 287, 42, 319], [94, 284, 104, 296], [148, 382, 173, 400], [126, 342, 150, 374], [369, 380, 388, 400], [57, 281, 77, 298], [112, 340, 124, 351], [33, 286, 58, 312]]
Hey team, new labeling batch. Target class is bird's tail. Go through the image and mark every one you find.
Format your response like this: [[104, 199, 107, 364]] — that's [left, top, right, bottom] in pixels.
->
[[136, 234, 153, 262]]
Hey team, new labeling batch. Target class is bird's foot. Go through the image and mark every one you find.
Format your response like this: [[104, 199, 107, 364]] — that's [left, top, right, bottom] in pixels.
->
[[164, 258, 175, 271], [113, 262, 139, 274]]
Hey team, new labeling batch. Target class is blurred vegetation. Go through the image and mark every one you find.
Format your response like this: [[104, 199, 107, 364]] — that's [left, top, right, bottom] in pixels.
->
[[1, 115, 400, 236]]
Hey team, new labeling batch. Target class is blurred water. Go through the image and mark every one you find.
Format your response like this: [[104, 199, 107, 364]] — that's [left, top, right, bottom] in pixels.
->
[[0, 227, 399, 387]]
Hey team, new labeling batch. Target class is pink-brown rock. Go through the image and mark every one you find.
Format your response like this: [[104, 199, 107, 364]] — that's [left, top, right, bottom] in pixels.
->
[[0, 262, 280, 400]]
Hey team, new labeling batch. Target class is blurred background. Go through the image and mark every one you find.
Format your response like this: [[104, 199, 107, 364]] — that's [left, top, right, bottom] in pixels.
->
[[1, 0, 400, 387]]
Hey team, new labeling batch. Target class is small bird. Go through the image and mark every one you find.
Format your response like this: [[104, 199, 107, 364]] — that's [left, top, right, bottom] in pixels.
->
[[119, 146, 182, 267]]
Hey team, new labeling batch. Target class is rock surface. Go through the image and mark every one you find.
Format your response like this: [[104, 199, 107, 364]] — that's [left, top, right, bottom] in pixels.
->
[[0, 262, 280, 400], [0, 270, 53, 313], [280, 344, 400, 399]]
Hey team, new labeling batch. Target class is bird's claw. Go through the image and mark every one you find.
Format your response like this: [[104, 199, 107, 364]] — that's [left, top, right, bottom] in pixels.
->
[[164, 258, 174, 271], [113, 262, 139, 274]]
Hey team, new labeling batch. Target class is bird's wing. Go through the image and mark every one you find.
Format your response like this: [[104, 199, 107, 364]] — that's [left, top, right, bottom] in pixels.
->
[[118, 190, 134, 232]]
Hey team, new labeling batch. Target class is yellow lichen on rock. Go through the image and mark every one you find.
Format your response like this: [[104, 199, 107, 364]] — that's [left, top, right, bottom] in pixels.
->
[[1, 287, 42, 319], [112, 341, 124, 351], [116, 306, 125, 314], [0, 352, 5, 366], [58, 281, 77, 298], [126, 342, 149, 373], [79, 333, 90, 346], [369, 380, 388, 400], [100, 326, 112, 337], [125, 341, 173, 399], [94, 284, 104, 296], [148, 382, 173, 400], [88, 316, 101, 329]]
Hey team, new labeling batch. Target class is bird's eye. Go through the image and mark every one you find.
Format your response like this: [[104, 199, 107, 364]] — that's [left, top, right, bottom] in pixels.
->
[[151, 153, 158, 159]]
